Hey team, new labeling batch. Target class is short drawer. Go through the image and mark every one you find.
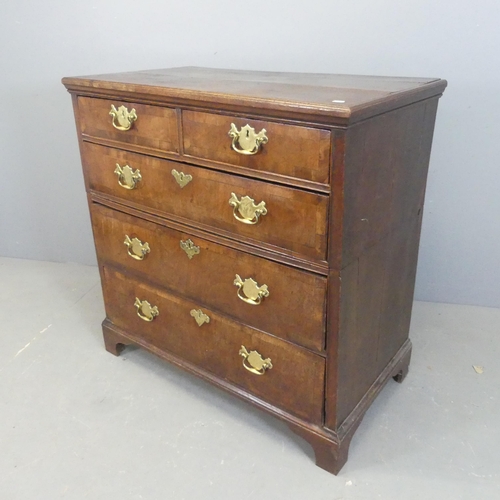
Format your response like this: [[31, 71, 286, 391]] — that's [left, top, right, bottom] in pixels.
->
[[182, 110, 331, 184], [78, 97, 179, 154], [91, 203, 327, 352], [101, 266, 325, 425], [84, 142, 329, 261]]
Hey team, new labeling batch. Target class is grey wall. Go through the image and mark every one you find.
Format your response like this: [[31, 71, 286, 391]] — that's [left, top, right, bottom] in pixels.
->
[[1, 1, 499, 308]]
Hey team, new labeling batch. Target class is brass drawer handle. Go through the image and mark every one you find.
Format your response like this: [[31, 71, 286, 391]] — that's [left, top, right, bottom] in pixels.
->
[[234, 274, 269, 305], [124, 235, 150, 260], [171, 169, 193, 188], [229, 193, 267, 225], [228, 123, 268, 155], [190, 309, 210, 327], [109, 104, 137, 131], [180, 239, 200, 259], [239, 346, 273, 375], [134, 298, 159, 322], [114, 163, 142, 190]]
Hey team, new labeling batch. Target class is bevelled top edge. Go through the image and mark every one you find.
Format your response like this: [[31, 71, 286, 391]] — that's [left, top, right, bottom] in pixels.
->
[[62, 67, 447, 125]]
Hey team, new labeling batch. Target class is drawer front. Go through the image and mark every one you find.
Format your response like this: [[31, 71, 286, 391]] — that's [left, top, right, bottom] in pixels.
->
[[102, 267, 325, 424], [84, 142, 329, 261], [91, 203, 327, 352], [183, 110, 331, 184], [78, 97, 179, 154]]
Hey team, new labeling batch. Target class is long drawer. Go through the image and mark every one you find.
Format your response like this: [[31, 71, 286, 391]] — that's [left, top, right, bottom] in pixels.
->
[[78, 97, 179, 154], [84, 142, 329, 261], [101, 266, 325, 425], [91, 203, 327, 352]]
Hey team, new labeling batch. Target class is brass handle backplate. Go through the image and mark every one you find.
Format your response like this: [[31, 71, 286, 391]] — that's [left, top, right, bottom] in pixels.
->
[[134, 297, 159, 322], [109, 104, 137, 131], [180, 239, 200, 259], [234, 274, 269, 305], [124, 235, 150, 260], [171, 169, 193, 188], [239, 346, 273, 375], [229, 193, 267, 225], [190, 309, 210, 327], [228, 123, 268, 155], [114, 163, 142, 190]]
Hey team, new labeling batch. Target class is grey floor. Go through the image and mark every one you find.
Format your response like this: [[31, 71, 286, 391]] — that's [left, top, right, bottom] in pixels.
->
[[1, 256, 498, 499]]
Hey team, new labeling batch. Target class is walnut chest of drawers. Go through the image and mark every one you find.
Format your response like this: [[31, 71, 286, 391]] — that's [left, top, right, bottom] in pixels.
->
[[62, 67, 446, 474]]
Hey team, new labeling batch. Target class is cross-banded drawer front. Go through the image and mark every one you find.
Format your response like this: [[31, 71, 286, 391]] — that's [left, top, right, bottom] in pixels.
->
[[182, 110, 331, 184], [78, 97, 179, 154], [102, 266, 325, 425], [84, 142, 329, 261], [91, 203, 327, 352]]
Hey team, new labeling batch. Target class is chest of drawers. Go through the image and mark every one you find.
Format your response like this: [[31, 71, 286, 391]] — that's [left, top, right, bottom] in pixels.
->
[[63, 67, 446, 474]]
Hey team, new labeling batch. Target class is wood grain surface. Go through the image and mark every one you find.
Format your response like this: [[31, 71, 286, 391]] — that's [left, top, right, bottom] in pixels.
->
[[62, 66, 447, 475], [78, 96, 179, 153], [63, 67, 447, 125], [326, 97, 440, 428], [91, 202, 327, 352], [183, 110, 331, 183], [101, 266, 325, 424], [83, 142, 329, 260]]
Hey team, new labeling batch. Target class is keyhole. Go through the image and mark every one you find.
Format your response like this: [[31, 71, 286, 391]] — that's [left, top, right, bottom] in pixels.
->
[[246, 129, 250, 138]]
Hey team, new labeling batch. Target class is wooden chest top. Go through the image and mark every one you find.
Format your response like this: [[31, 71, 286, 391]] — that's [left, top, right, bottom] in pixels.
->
[[62, 66, 446, 124]]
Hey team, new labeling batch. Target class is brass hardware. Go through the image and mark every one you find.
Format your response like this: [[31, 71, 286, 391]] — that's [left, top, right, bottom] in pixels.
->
[[114, 163, 142, 190], [229, 193, 267, 225], [109, 104, 137, 131], [134, 298, 159, 322], [228, 123, 268, 155], [171, 169, 193, 188], [190, 309, 210, 327], [233, 274, 269, 305], [124, 235, 150, 260], [180, 239, 200, 259], [239, 346, 273, 375]]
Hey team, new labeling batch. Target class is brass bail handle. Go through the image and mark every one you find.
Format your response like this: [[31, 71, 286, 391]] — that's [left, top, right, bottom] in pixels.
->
[[228, 123, 268, 155], [229, 193, 267, 225], [233, 274, 269, 305], [239, 346, 273, 375], [134, 298, 159, 322], [114, 164, 142, 190], [110, 104, 137, 131], [124, 235, 150, 261]]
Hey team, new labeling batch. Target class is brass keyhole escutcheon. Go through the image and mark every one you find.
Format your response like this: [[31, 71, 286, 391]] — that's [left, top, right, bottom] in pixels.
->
[[190, 309, 210, 327], [171, 169, 193, 188], [180, 239, 200, 259]]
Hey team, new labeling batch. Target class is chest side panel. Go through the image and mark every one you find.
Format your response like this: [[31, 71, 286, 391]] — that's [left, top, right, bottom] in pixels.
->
[[327, 97, 441, 429]]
